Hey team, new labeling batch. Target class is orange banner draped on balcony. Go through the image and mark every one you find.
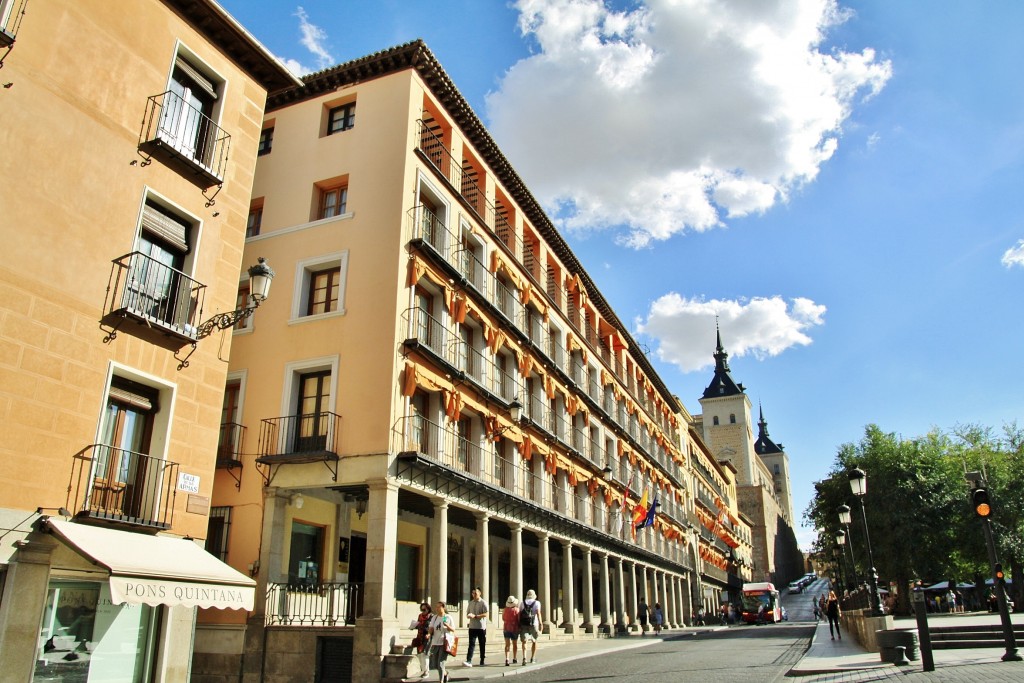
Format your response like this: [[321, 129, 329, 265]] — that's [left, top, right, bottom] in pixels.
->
[[520, 282, 549, 321], [544, 374, 557, 400], [566, 332, 588, 364], [450, 292, 468, 324], [565, 273, 588, 310], [408, 257, 454, 310], [402, 361, 452, 397], [444, 389, 463, 422], [588, 476, 600, 496], [545, 452, 557, 475], [600, 369, 613, 387], [485, 327, 509, 354], [489, 250, 522, 290]]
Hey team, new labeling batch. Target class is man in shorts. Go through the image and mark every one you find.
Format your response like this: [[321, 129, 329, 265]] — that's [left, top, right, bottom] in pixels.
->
[[518, 589, 541, 664]]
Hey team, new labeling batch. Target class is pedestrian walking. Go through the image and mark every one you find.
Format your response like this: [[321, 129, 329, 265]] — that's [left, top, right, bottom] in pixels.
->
[[518, 589, 541, 665], [410, 601, 432, 678], [427, 601, 455, 683], [464, 587, 488, 667], [637, 596, 649, 633], [652, 602, 664, 634], [502, 595, 520, 666], [826, 590, 842, 640]]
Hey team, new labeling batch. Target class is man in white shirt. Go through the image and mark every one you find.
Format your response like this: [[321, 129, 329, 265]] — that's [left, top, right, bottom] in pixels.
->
[[518, 589, 541, 664], [465, 587, 489, 667]]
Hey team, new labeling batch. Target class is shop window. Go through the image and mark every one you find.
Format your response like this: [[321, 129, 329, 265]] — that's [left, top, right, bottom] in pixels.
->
[[289, 521, 324, 586], [34, 580, 157, 681]]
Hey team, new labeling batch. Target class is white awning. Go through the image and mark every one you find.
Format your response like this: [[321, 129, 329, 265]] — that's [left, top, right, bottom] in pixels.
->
[[46, 519, 255, 611]]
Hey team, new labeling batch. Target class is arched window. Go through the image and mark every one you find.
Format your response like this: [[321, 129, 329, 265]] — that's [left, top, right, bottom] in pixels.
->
[[729, 414, 736, 424], [712, 415, 719, 426]]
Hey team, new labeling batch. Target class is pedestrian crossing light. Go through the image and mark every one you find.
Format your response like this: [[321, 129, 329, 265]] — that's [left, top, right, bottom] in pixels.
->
[[972, 488, 992, 518]]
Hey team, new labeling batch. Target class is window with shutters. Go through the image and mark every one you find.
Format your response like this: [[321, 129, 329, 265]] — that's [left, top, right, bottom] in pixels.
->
[[121, 198, 200, 333]]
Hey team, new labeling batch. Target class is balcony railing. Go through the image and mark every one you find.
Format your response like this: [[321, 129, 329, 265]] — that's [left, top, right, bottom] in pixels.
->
[[67, 445, 178, 530], [258, 412, 343, 461], [139, 90, 230, 188], [104, 251, 206, 343], [0, 0, 28, 49], [265, 582, 360, 626], [217, 422, 245, 468]]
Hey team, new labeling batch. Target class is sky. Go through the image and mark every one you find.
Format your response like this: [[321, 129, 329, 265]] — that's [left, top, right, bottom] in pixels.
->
[[219, 0, 1024, 550]]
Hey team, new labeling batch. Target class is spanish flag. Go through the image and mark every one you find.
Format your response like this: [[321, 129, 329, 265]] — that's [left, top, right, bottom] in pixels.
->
[[632, 489, 649, 528]]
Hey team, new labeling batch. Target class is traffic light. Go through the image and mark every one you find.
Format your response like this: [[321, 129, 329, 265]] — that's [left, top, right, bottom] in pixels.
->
[[972, 487, 993, 518], [995, 563, 1005, 582]]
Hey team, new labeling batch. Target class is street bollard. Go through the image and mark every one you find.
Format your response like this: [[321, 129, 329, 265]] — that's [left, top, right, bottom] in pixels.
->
[[911, 589, 935, 672]]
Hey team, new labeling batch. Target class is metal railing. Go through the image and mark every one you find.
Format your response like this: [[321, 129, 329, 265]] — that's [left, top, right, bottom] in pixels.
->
[[258, 412, 343, 459], [67, 445, 178, 529], [0, 0, 29, 47], [105, 251, 206, 340], [265, 582, 360, 626], [140, 90, 231, 186], [217, 422, 245, 467]]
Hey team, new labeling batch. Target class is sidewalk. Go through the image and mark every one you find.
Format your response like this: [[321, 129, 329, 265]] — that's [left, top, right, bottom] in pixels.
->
[[790, 612, 1024, 677]]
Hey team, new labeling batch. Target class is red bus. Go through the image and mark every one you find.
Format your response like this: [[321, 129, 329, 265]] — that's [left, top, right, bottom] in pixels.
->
[[741, 582, 782, 623]]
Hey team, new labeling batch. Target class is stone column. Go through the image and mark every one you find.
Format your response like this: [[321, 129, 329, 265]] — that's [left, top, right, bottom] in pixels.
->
[[665, 575, 676, 628], [353, 479, 400, 683], [538, 532, 552, 633], [598, 552, 611, 632], [510, 523, 524, 600], [0, 536, 54, 681], [613, 556, 627, 633], [430, 499, 449, 604], [475, 512, 491, 601], [560, 539, 575, 632], [626, 562, 638, 630], [580, 547, 595, 633], [650, 568, 660, 612]]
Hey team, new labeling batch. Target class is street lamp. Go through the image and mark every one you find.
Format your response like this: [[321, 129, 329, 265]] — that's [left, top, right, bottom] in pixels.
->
[[837, 504, 858, 589], [848, 468, 885, 616]]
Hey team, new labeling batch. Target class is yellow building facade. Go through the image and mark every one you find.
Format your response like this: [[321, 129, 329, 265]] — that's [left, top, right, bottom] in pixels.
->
[[0, 1, 298, 680], [202, 41, 712, 682]]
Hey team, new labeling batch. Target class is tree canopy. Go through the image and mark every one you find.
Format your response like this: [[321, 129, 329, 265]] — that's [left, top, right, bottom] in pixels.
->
[[804, 423, 1024, 613]]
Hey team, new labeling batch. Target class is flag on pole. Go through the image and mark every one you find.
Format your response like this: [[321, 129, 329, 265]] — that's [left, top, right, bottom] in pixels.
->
[[631, 489, 649, 529], [637, 497, 659, 530]]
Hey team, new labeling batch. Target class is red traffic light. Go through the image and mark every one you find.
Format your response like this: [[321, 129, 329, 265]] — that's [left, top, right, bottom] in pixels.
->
[[995, 563, 1005, 581], [973, 488, 992, 518]]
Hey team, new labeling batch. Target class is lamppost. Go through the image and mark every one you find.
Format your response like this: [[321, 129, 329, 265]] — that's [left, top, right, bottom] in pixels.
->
[[832, 546, 845, 598], [835, 529, 848, 593], [848, 468, 885, 616], [837, 504, 859, 589]]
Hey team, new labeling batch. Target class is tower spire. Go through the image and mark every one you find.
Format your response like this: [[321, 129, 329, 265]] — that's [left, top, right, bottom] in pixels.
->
[[702, 322, 743, 398]]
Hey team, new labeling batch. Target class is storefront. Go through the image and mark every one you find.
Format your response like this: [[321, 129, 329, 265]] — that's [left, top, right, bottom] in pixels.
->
[[2, 518, 255, 682]]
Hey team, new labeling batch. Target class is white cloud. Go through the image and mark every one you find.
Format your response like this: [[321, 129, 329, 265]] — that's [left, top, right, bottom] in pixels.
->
[[635, 294, 827, 373], [1001, 240, 1024, 268], [487, 0, 892, 247], [294, 6, 334, 71], [279, 56, 315, 77]]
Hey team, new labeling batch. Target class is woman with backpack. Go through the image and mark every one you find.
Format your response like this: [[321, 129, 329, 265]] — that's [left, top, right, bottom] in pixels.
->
[[518, 589, 541, 665]]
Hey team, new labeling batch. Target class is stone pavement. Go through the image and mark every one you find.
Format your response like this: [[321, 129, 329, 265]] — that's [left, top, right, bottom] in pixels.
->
[[407, 614, 1024, 682]]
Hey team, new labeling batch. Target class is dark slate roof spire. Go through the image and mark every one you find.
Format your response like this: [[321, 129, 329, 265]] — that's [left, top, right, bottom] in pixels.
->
[[755, 403, 784, 455], [702, 322, 744, 399]]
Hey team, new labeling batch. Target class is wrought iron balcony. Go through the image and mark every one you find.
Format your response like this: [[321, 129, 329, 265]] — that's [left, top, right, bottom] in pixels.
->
[[139, 90, 230, 188], [102, 251, 206, 345], [67, 445, 179, 531], [1, 0, 28, 50], [256, 412, 343, 483], [265, 581, 361, 627]]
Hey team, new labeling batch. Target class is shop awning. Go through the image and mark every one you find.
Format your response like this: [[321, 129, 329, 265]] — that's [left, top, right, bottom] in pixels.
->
[[46, 519, 255, 610]]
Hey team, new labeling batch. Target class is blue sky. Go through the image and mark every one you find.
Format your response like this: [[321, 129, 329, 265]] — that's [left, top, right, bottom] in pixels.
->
[[220, 0, 1024, 549]]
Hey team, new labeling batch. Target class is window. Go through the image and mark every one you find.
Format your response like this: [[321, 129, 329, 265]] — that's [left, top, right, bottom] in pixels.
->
[[713, 416, 719, 426], [295, 371, 331, 453], [258, 126, 274, 155], [295, 252, 349, 321], [395, 543, 421, 602], [456, 324, 474, 377], [234, 284, 252, 331], [414, 287, 435, 349], [729, 413, 736, 424], [207, 506, 231, 560], [456, 417, 472, 471], [289, 521, 324, 586], [318, 185, 348, 219], [128, 200, 196, 330], [34, 580, 158, 682], [95, 378, 159, 520], [160, 54, 221, 166], [246, 202, 263, 237], [327, 102, 355, 134], [307, 267, 341, 316], [218, 380, 242, 461], [409, 391, 430, 455]]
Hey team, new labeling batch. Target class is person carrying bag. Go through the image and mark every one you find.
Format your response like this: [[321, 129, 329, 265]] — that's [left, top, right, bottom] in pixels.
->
[[427, 601, 456, 682]]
